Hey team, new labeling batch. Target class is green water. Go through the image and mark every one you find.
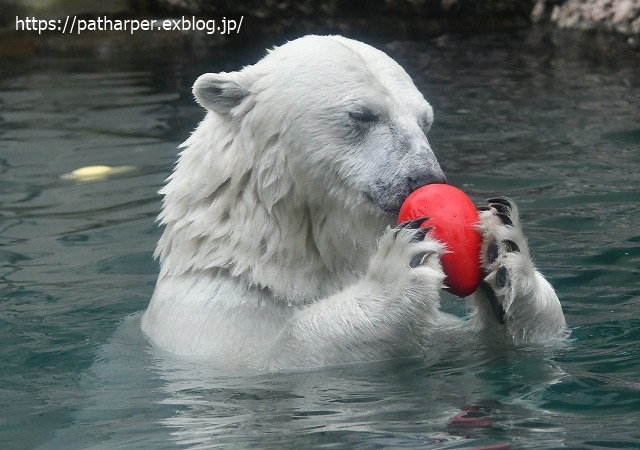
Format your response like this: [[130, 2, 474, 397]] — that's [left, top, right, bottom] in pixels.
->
[[1, 31, 639, 449]]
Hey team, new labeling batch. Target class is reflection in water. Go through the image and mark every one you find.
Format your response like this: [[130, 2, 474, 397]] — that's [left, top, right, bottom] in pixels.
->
[[53, 314, 569, 449], [1, 30, 639, 448]]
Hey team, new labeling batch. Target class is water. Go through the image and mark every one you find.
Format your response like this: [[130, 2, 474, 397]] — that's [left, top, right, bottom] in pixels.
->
[[1, 30, 639, 449]]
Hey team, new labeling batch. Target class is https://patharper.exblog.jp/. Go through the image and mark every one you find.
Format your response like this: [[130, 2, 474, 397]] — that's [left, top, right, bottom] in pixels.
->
[[15, 15, 243, 35]]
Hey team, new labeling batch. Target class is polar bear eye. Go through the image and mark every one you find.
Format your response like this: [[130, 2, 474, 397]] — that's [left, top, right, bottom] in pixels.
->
[[348, 108, 379, 124]]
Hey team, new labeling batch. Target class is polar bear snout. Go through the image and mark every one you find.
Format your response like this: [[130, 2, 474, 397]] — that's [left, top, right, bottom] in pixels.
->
[[367, 166, 447, 214], [362, 126, 447, 214], [395, 127, 446, 191], [408, 171, 447, 193]]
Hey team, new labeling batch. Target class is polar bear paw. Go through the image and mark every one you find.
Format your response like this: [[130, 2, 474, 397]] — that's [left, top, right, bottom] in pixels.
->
[[477, 197, 537, 320], [367, 217, 446, 298], [476, 197, 567, 343]]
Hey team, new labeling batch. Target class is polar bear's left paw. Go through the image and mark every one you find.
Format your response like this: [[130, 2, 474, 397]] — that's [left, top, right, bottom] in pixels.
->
[[478, 197, 532, 273], [477, 197, 537, 311], [475, 197, 567, 343]]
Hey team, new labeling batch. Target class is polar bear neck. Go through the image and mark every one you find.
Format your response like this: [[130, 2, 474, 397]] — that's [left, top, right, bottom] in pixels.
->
[[155, 113, 390, 302]]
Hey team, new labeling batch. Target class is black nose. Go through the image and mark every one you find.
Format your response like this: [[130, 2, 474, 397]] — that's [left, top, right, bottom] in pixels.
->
[[408, 173, 447, 192]]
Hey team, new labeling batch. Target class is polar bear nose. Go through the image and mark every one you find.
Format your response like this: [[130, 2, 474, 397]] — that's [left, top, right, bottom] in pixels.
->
[[408, 172, 447, 192]]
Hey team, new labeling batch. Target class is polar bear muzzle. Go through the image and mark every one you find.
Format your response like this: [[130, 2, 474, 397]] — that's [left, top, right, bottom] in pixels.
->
[[367, 169, 447, 215]]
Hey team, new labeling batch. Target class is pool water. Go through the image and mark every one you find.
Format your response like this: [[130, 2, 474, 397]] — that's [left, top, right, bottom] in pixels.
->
[[1, 31, 639, 449]]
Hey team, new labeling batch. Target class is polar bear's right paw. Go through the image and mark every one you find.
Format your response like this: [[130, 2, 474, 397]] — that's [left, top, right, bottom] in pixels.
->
[[368, 218, 445, 292]]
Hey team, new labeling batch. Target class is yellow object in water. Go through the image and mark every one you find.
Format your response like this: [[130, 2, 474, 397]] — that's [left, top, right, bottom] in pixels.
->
[[61, 165, 136, 182]]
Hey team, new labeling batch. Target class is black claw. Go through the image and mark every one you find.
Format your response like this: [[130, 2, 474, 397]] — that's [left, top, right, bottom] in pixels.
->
[[503, 239, 520, 253], [477, 205, 491, 211], [496, 266, 509, 288], [486, 196, 512, 208], [487, 241, 499, 263], [495, 212, 513, 226], [411, 226, 434, 243], [479, 281, 506, 325], [409, 250, 436, 268], [398, 216, 429, 230], [489, 202, 511, 215]]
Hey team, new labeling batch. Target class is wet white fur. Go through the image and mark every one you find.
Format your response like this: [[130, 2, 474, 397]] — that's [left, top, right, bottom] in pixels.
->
[[141, 35, 567, 370]]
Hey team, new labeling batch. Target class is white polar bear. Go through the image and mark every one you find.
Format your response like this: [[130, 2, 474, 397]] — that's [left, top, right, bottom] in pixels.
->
[[141, 35, 568, 370]]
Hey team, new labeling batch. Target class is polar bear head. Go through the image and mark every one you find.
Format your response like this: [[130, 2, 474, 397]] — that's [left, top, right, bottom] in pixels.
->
[[158, 35, 445, 298], [193, 35, 445, 216]]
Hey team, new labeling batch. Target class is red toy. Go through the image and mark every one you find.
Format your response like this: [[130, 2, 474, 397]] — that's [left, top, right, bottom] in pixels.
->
[[398, 184, 482, 297]]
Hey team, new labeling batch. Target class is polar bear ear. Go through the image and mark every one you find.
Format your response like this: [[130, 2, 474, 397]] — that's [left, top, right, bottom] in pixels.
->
[[192, 72, 250, 115]]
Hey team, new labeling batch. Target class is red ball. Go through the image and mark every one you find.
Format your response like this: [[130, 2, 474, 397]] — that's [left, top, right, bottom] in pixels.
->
[[398, 184, 482, 297]]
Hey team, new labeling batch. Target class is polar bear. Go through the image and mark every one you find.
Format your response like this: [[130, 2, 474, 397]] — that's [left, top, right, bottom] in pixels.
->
[[141, 35, 567, 370]]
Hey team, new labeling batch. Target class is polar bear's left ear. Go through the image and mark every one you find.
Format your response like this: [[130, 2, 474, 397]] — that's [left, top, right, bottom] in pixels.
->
[[192, 72, 250, 115]]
